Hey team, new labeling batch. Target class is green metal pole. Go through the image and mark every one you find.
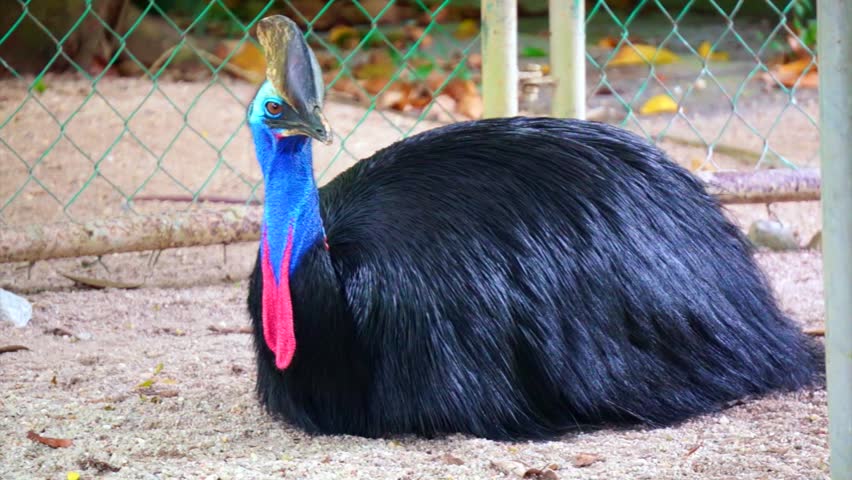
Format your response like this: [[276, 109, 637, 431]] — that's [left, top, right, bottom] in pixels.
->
[[549, 0, 585, 119], [481, 0, 518, 118], [818, 1, 852, 478]]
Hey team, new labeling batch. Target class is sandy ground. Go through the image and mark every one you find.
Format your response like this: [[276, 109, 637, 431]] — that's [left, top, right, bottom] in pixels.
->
[[0, 71, 828, 479], [0, 251, 828, 480]]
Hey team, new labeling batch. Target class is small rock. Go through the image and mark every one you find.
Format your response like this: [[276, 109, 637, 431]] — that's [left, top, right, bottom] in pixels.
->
[[76, 331, 93, 341], [0, 289, 32, 327], [747, 220, 800, 251]]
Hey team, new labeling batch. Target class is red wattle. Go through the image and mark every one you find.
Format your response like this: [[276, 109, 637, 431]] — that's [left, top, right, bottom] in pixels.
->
[[261, 227, 296, 370]]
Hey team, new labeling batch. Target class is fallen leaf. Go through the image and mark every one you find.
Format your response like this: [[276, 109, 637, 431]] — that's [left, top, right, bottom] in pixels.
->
[[524, 467, 559, 479], [467, 52, 482, 69], [439, 453, 465, 465], [767, 57, 819, 89], [444, 78, 482, 119], [78, 457, 121, 473], [136, 378, 155, 389], [0, 345, 29, 354], [608, 43, 679, 66], [403, 24, 432, 48], [27, 430, 72, 449], [685, 442, 703, 457], [455, 19, 479, 39], [213, 39, 266, 83], [690, 158, 717, 172], [639, 94, 679, 115], [208, 325, 252, 335], [137, 387, 179, 398], [45, 327, 75, 337], [597, 36, 619, 49], [329, 25, 361, 49], [697, 41, 729, 61], [153, 362, 164, 375], [67, 472, 80, 480], [572, 453, 603, 468]]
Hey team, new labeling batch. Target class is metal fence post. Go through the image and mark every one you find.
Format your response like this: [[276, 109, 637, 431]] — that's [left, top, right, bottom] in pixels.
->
[[549, 0, 585, 119], [818, 0, 852, 478], [481, 0, 518, 118]]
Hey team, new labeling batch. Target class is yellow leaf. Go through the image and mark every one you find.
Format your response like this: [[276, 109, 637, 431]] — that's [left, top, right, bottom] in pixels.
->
[[67, 472, 80, 480], [455, 19, 479, 40], [698, 41, 730, 61], [639, 94, 679, 115], [153, 362, 164, 375], [329, 25, 361, 48], [136, 378, 155, 389], [608, 44, 679, 66]]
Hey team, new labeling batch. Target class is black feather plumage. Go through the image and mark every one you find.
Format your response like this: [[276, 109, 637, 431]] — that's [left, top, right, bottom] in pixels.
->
[[248, 117, 821, 440]]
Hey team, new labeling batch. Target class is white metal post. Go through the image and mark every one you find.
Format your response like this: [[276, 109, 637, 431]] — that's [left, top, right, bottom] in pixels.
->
[[818, 0, 852, 478], [549, 0, 586, 119], [481, 0, 518, 118]]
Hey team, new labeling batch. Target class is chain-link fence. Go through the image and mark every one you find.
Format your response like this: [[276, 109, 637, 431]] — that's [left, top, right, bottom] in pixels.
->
[[0, 0, 819, 230]]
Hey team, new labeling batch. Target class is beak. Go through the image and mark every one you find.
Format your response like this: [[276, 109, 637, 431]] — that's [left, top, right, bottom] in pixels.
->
[[306, 107, 332, 145], [257, 15, 332, 145]]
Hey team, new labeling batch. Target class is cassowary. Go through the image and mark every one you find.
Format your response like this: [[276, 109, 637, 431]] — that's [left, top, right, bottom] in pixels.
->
[[245, 15, 820, 441]]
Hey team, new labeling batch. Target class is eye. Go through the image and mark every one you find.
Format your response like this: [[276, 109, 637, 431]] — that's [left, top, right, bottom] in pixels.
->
[[265, 101, 283, 118]]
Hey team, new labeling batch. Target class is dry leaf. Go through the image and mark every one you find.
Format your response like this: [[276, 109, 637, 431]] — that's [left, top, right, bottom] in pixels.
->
[[208, 325, 252, 335], [137, 387, 179, 398], [78, 457, 121, 473], [639, 94, 679, 115], [685, 442, 703, 457], [697, 41, 729, 61], [329, 25, 361, 49], [444, 78, 482, 119], [213, 39, 266, 83], [403, 24, 433, 48], [455, 19, 479, 40], [572, 453, 603, 468], [597, 36, 619, 49], [523, 467, 559, 479], [354, 62, 395, 83], [767, 57, 819, 89], [0, 345, 29, 354], [27, 430, 72, 449], [467, 52, 482, 70], [439, 453, 465, 465], [45, 327, 75, 337], [608, 44, 679, 66]]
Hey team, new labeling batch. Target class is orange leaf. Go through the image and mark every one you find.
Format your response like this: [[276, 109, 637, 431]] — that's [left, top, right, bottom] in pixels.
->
[[770, 57, 819, 89], [572, 453, 603, 468], [27, 430, 72, 449], [597, 36, 619, 49]]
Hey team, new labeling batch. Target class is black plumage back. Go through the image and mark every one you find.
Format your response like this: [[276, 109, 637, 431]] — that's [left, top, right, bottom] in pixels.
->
[[248, 117, 821, 440]]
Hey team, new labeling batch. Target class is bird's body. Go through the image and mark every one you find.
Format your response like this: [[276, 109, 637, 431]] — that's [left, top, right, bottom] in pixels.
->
[[245, 15, 819, 441], [248, 116, 819, 440]]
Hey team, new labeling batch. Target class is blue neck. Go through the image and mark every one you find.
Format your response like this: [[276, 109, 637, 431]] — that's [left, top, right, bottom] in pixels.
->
[[252, 128, 324, 283]]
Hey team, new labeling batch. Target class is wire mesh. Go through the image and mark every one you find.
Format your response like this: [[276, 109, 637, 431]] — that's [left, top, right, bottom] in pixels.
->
[[0, 0, 819, 230]]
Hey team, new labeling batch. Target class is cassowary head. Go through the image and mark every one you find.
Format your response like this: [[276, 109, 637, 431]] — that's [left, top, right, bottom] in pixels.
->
[[247, 15, 332, 149]]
